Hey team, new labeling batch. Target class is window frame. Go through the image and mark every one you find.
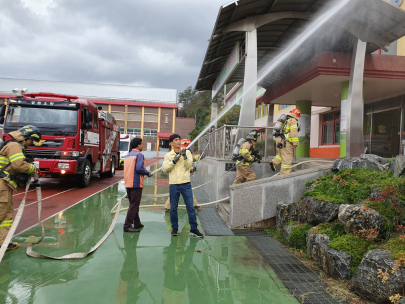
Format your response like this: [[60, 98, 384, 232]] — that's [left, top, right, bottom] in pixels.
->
[[93, 113, 98, 130], [321, 111, 341, 146]]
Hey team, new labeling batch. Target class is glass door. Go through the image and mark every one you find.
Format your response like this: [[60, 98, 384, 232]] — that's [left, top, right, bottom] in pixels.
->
[[369, 109, 401, 158]]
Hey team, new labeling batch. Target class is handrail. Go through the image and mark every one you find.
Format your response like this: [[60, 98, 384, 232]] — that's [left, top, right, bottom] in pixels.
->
[[197, 124, 275, 160]]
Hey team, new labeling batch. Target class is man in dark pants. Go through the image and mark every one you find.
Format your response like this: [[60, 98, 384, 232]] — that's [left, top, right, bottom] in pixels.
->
[[123, 138, 152, 232], [162, 134, 204, 238]]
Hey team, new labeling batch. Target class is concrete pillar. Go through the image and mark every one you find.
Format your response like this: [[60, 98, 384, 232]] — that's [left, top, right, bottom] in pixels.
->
[[346, 39, 366, 157], [237, 29, 257, 139], [265, 103, 275, 158], [124, 105, 128, 134], [210, 102, 218, 128], [295, 100, 311, 157], [340, 81, 349, 158]]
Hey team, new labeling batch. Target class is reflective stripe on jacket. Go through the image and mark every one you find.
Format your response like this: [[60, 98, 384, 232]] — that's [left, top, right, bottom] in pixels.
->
[[0, 139, 35, 190], [236, 141, 255, 166], [283, 114, 299, 145]]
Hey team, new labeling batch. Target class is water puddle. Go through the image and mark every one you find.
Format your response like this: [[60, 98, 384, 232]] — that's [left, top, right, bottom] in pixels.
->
[[0, 161, 298, 304]]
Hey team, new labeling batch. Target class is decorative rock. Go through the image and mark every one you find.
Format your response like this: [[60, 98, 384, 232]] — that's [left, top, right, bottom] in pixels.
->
[[369, 188, 382, 200], [360, 154, 390, 171], [338, 204, 385, 237], [307, 231, 351, 280], [283, 225, 293, 245], [298, 196, 339, 225], [391, 155, 405, 177], [276, 201, 298, 232], [307, 230, 330, 257], [351, 249, 405, 303], [318, 244, 352, 280], [332, 157, 381, 172]]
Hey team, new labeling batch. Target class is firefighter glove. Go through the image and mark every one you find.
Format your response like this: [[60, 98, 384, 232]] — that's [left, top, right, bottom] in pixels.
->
[[179, 149, 187, 160], [30, 181, 40, 188], [172, 154, 181, 164]]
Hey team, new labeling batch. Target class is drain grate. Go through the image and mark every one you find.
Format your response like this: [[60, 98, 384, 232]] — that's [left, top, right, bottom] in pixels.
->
[[231, 229, 270, 237], [247, 236, 346, 304]]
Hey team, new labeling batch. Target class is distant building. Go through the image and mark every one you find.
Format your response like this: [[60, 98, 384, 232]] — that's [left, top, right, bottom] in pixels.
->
[[0, 77, 195, 153]]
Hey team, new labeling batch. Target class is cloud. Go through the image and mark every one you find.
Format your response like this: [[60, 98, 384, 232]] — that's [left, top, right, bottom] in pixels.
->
[[0, 0, 222, 94]]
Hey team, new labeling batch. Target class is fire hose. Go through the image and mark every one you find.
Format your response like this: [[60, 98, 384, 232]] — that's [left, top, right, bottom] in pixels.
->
[[0, 160, 333, 262], [0, 170, 126, 262], [112, 160, 335, 214]]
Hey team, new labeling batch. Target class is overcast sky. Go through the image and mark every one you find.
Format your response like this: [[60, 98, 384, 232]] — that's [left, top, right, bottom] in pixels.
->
[[0, 0, 224, 94]]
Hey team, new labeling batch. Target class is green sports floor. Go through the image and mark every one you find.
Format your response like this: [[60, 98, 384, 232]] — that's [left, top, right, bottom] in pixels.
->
[[0, 162, 298, 304]]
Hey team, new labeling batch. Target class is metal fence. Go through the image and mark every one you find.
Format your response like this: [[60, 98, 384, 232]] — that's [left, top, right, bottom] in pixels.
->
[[197, 125, 274, 160]]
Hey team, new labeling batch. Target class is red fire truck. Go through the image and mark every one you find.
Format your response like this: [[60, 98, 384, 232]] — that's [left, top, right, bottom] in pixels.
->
[[0, 92, 120, 188]]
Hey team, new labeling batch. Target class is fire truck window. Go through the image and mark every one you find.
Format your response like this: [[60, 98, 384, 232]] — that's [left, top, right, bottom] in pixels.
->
[[93, 114, 98, 130]]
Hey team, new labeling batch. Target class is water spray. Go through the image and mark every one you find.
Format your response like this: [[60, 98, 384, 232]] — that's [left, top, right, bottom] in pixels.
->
[[150, 0, 350, 175], [186, 0, 350, 150]]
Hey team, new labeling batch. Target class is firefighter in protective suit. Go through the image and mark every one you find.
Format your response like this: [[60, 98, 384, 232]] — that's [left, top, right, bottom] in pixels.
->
[[165, 139, 203, 212], [0, 125, 40, 251], [270, 108, 301, 175], [233, 130, 260, 184]]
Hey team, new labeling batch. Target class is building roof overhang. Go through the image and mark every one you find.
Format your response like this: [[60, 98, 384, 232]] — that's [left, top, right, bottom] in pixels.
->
[[195, 0, 405, 96], [261, 52, 405, 107]]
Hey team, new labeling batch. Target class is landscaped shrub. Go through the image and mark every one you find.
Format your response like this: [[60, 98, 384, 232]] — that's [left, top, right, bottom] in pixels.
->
[[304, 169, 405, 205], [365, 186, 405, 237], [328, 234, 378, 275], [311, 222, 346, 241], [264, 226, 285, 244], [384, 238, 405, 261], [288, 223, 312, 250]]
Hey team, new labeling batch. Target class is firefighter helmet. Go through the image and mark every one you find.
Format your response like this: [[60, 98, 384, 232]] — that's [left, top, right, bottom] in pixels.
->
[[246, 130, 259, 141], [19, 125, 41, 142], [181, 138, 191, 148], [290, 108, 301, 117]]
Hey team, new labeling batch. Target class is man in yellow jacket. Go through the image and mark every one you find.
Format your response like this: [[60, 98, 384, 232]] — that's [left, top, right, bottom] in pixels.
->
[[162, 134, 204, 238], [270, 108, 300, 175], [233, 130, 260, 184], [165, 138, 202, 212], [0, 125, 40, 251]]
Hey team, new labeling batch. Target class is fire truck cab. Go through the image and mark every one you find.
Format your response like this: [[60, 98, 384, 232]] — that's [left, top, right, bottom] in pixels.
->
[[0, 91, 120, 188]]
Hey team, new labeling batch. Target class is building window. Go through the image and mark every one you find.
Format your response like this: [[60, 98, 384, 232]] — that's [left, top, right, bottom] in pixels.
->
[[255, 104, 263, 120], [93, 114, 98, 130], [262, 104, 268, 117], [280, 105, 292, 110], [165, 114, 169, 123], [127, 128, 141, 136], [143, 129, 157, 137], [322, 111, 341, 145]]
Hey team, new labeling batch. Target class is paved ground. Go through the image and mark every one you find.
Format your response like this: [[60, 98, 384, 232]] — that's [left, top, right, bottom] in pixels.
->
[[0, 160, 299, 304], [13, 159, 160, 235]]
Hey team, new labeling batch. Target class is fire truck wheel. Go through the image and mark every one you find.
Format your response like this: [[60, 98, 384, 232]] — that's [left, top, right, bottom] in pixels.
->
[[77, 159, 91, 188], [106, 157, 115, 178]]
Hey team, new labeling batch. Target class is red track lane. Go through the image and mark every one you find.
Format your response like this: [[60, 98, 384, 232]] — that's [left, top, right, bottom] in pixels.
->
[[13, 159, 160, 235]]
